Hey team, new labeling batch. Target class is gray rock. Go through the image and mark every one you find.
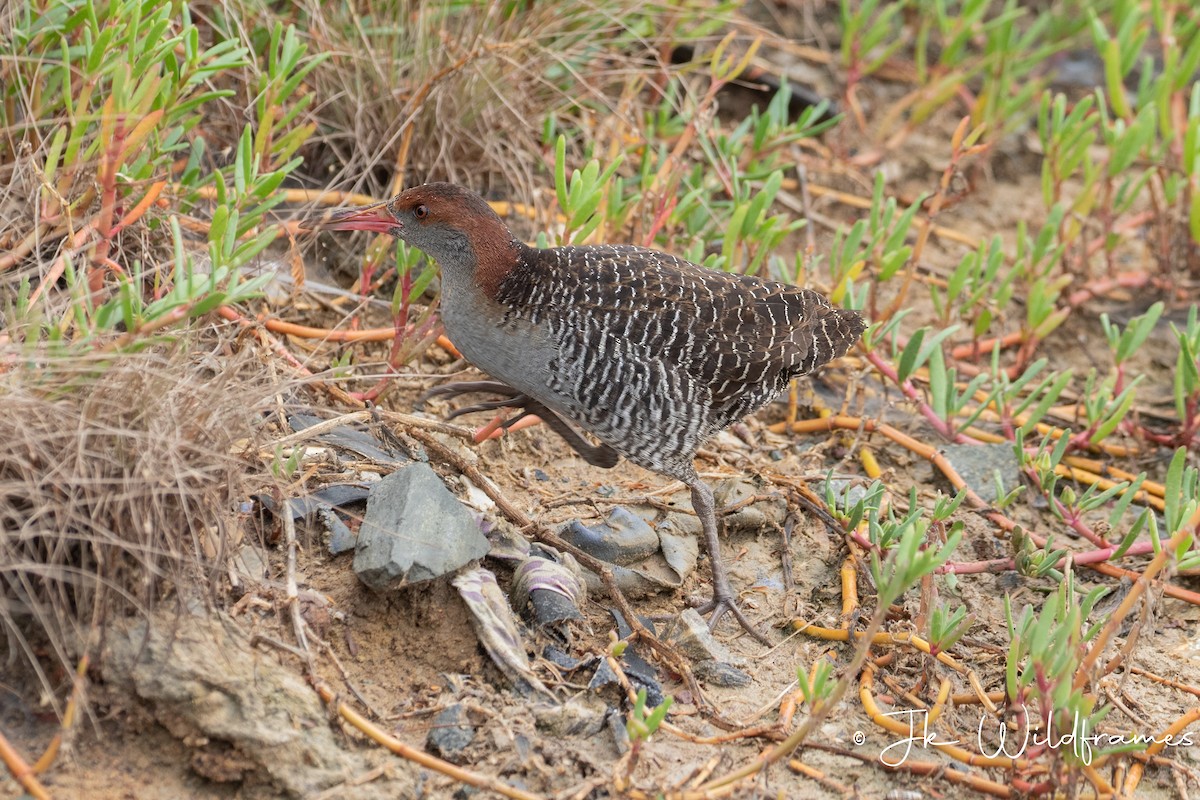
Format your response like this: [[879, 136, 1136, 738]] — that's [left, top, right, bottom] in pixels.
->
[[560, 506, 659, 565], [940, 442, 1021, 503], [559, 507, 699, 599], [533, 695, 608, 738], [664, 608, 743, 665], [353, 463, 489, 590], [426, 703, 475, 762], [323, 507, 356, 555], [587, 657, 625, 705], [824, 478, 871, 510], [231, 544, 267, 583], [693, 660, 752, 688], [712, 478, 787, 534], [288, 413, 410, 463], [103, 610, 411, 799], [608, 708, 630, 754]]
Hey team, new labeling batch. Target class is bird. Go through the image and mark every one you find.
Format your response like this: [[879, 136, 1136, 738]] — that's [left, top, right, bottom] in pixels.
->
[[313, 182, 866, 642]]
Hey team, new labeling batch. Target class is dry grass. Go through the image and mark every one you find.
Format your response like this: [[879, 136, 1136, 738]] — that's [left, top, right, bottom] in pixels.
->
[[270, 0, 700, 201], [0, 335, 281, 711]]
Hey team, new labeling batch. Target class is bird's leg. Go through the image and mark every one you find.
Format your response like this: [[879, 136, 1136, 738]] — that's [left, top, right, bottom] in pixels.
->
[[420, 380, 619, 469], [501, 399, 619, 469], [688, 479, 771, 645]]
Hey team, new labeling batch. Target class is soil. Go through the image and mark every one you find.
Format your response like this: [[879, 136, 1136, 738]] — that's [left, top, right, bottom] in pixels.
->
[[6, 8, 1200, 800]]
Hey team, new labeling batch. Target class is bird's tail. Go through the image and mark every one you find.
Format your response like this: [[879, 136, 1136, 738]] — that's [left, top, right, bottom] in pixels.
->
[[804, 303, 866, 372]]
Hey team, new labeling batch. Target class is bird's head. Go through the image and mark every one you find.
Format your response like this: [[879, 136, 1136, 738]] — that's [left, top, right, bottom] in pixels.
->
[[307, 182, 521, 297]]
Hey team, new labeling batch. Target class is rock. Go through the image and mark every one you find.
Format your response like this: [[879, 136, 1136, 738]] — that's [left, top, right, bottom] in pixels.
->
[[353, 463, 489, 590], [587, 657, 625, 705], [102, 610, 411, 799], [939, 442, 1021, 503], [662, 511, 702, 539], [608, 709, 630, 754], [560, 506, 659, 565], [664, 609, 742, 665], [559, 507, 699, 599], [426, 703, 475, 762], [712, 478, 786, 534], [288, 412, 411, 463], [256, 483, 370, 556], [533, 695, 608, 738], [693, 660, 752, 688], [323, 507, 356, 555], [824, 478, 870, 510], [231, 544, 267, 583], [543, 646, 582, 671]]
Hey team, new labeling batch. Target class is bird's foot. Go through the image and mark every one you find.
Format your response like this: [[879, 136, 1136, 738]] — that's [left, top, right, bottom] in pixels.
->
[[696, 589, 771, 646]]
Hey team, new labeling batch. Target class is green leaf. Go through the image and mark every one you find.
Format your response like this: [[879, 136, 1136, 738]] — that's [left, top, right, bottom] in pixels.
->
[[1018, 370, 1073, 435], [554, 135, 569, 213], [1089, 378, 1140, 445], [897, 328, 926, 384], [1164, 447, 1187, 532]]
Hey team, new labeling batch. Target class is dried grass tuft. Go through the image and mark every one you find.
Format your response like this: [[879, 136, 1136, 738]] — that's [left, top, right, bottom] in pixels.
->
[[287, 0, 681, 201], [0, 336, 279, 711]]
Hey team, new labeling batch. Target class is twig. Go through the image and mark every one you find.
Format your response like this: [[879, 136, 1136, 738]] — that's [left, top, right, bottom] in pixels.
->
[[1121, 706, 1200, 797], [267, 409, 474, 451], [0, 729, 51, 800], [315, 681, 545, 800], [31, 653, 88, 774], [281, 508, 314, 672]]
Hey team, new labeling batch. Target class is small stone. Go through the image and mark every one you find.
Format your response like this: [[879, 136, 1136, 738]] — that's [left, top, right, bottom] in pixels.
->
[[533, 695, 607, 738], [588, 657, 622, 695], [542, 646, 581, 671], [664, 608, 742, 665], [940, 443, 1021, 504], [661, 512, 702, 539], [426, 703, 474, 762], [693, 660, 752, 688], [560, 506, 659, 565], [231, 544, 267, 582], [712, 478, 786, 534], [608, 710, 630, 755], [824, 478, 870, 509], [323, 508, 356, 555], [353, 463, 489, 590], [288, 413, 409, 463]]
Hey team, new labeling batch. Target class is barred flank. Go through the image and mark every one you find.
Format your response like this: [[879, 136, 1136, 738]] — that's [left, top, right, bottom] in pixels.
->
[[495, 244, 866, 481]]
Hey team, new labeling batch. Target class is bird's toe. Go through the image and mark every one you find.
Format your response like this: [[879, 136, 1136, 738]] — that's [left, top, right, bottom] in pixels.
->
[[697, 594, 770, 646]]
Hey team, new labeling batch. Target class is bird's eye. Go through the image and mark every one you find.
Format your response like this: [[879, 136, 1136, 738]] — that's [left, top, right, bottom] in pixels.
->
[[414, 204, 429, 220]]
